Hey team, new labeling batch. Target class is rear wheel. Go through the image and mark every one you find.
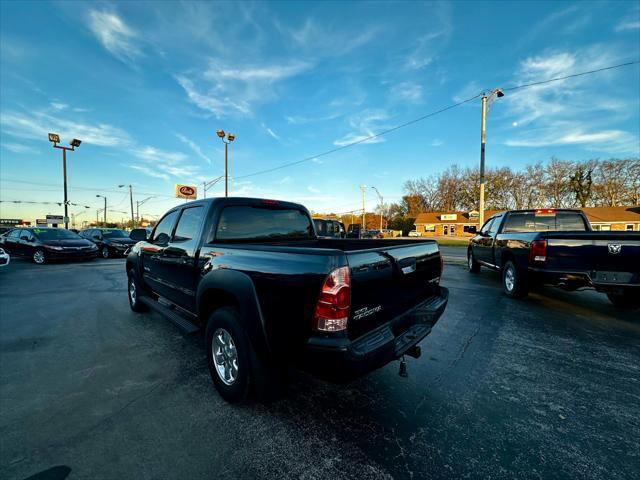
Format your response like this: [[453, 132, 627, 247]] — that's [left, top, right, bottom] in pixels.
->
[[205, 307, 283, 403], [607, 291, 640, 309], [101, 247, 110, 259], [502, 260, 528, 298], [468, 249, 480, 273], [127, 269, 147, 312], [32, 249, 46, 265]]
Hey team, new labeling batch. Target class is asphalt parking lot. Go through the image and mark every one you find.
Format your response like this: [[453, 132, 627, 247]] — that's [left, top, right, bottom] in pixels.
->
[[1, 256, 639, 480]]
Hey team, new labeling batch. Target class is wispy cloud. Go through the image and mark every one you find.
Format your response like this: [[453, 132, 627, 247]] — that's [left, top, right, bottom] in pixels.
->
[[129, 146, 199, 180], [1, 142, 40, 154], [175, 133, 212, 164], [261, 123, 281, 141], [177, 60, 311, 117], [503, 46, 639, 154], [390, 82, 423, 103], [0, 110, 132, 147], [333, 110, 388, 147], [50, 102, 68, 111], [88, 10, 141, 63], [615, 19, 640, 32], [307, 185, 321, 194]]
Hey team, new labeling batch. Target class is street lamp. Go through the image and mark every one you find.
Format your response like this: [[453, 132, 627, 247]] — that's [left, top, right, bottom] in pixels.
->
[[370, 186, 384, 231], [202, 175, 225, 198], [136, 196, 154, 224], [216, 129, 236, 197], [118, 184, 135, 228], [96, 194, 107, 225], [48, 133, 82, 229], [478, 88, 504, 228]]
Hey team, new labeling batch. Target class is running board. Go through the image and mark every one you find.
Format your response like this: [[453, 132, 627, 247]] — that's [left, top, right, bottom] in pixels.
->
[[139, 296, 200, 334]]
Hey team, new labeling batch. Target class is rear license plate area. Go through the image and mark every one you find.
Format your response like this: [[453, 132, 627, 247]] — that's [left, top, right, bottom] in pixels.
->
[[593, 271, 633, 283]]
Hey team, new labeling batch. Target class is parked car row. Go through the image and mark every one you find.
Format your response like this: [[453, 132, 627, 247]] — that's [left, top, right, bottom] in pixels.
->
[[0, 227, 138, 264]]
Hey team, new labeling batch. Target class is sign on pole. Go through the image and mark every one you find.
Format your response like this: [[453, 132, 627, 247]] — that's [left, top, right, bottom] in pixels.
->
[[46, 215, 64, 226], [175, 184, 197, 200], [36, 219, 47, 225], [440, 214, 458, 221]]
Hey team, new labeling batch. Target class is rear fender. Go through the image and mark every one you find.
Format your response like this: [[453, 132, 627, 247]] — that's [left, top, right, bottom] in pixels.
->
[[197, 269, 270, 359]]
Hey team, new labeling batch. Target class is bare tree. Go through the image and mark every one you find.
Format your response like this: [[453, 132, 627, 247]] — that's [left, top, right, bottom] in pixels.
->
[[544, 158, 573, 207], [592, 159, 628, 206], [569, 160, 596, 207]]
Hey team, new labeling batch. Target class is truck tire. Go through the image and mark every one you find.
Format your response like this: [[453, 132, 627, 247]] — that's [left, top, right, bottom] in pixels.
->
[[607, 291, 640, 309], [468, 249, 480, 273], [502, 260, 528, 298], [127, 269, 148, 312], [205, 307, 254, 403]]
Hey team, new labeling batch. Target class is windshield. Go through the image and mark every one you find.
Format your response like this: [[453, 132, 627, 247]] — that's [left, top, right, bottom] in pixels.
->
[[32, 229, 81, 240], [101, 229, 129, 238]]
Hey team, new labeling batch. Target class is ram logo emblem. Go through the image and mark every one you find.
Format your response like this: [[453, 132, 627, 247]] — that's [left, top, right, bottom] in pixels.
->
[[608, 244, 621, 254]]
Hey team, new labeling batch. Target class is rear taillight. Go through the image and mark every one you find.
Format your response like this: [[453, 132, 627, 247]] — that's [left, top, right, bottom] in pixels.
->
[[529, 240, 547, 263], [314, 266, 350, 332], [439, 255, 444, 278]]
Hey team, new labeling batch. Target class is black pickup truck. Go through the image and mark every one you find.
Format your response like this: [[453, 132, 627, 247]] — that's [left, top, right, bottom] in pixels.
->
[[467, 209, 640, 307], [126, 197, 448, 402]]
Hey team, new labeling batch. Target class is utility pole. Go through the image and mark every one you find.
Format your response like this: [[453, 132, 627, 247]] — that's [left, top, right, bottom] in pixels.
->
[[360, 185, 366, 238], [478, 88, 504, 228], [136, 197, 154, 225], [96, 209, 99, 226], [96, 195, 107, 225], [370, 186, 384, 231], [119, 185, 135, 228], [48, 134, 81, 229]]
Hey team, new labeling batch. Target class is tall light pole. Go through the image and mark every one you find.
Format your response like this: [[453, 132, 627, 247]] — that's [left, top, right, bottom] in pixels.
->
[[478, 88, 504, 227], [216, 130, 236, 197], [96, 195, 107, 225], [359, 185, 366, 238], [48, 134, 81, 229], [370, 186, 384, 230], [203, 175, 225, 198], [119, 184, 135, 228]]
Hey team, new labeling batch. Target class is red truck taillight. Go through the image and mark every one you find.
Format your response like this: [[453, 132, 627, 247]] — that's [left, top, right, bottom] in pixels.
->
[[529, 240, 547, 263], [314, 266, 350, 332]]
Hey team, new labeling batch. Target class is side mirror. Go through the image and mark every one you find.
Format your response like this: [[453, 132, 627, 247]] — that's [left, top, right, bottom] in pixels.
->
[[129, 228, 148, 241]]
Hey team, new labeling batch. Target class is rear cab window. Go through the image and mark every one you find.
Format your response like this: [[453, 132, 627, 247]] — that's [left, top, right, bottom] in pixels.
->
[[503, 211, 588, 232], [214, 205, 314, 242]]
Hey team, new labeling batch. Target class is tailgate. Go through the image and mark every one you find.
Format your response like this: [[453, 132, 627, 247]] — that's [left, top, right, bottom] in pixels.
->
[[545, 233, 640, 273], [346, 241, 441, 339]]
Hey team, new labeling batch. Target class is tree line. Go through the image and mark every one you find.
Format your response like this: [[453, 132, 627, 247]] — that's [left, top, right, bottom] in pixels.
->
[[325, 158, 639, 233]]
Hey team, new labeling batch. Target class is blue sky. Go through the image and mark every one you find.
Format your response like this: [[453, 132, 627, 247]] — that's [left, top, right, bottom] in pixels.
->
[[1, 1, 639, 223]]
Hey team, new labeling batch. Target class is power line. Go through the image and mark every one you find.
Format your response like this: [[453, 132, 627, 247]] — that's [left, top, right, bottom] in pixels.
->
[[502, 60, 640, 91], [235, 94, 484, 179], [235, 59, 639, 180]]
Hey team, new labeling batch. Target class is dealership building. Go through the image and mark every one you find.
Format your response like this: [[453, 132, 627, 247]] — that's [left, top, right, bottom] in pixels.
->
[[414, 206, 640, 236]]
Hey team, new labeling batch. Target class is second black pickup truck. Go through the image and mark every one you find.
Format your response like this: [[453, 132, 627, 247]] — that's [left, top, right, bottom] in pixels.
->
[[126, 197, 448, 402], [468, 209, 640, 307]]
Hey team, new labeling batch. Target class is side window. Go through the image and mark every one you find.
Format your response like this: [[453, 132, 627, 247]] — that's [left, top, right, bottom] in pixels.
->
[[488, 216, 502, 235], [173, 206, 204, 242], [480, 218, 494, 235], [151, 210, 179, 244], [8, 229, 21, 239]]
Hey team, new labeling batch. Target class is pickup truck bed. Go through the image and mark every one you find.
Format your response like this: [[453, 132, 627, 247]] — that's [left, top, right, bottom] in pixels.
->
[[126, 197, 448, 402]]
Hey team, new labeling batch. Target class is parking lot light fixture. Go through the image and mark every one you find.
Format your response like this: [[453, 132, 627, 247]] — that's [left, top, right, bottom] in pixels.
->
[[49, 134, 81, 230], [118, 184, 135, 228], [216, 130, 237, 197]]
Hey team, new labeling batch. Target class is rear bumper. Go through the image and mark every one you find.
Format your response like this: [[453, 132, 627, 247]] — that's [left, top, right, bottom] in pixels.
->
[[528, 268, 640, 291], [304, 287, 448, 381]]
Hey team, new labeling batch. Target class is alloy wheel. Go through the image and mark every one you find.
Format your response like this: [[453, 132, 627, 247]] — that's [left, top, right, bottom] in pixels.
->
[[212, 328, 239, 386]]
